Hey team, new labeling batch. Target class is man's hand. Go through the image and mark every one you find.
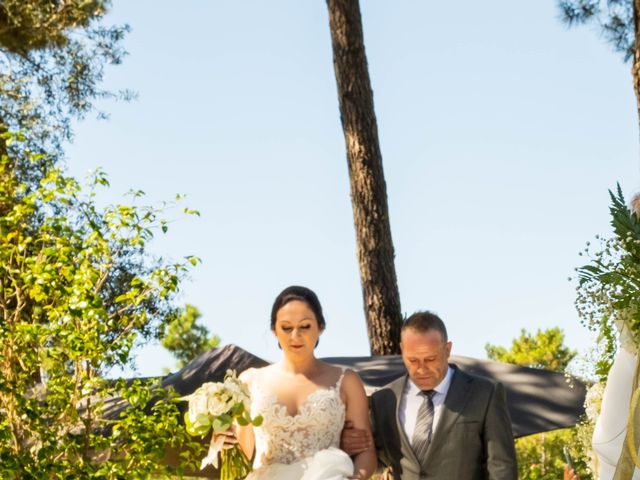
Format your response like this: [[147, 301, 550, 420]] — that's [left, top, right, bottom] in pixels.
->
[[564, 466, 579, 480], [340, 420, 373, 456]]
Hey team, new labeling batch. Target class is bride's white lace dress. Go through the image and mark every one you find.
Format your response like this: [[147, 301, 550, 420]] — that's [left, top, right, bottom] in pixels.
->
[[245, 368, 353, 480]]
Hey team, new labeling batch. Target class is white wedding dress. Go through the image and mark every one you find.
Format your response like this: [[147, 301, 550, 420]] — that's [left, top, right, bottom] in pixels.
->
[[245, 368, 354, 480]]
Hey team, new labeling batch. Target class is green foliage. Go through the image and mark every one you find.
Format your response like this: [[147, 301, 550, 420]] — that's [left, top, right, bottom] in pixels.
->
[[0, 1, 109, 54], [0, 134, 203, 478], [557, 0, 635, 61], [485, 327, 577, 372], [575, 184, 640, 381], [486, 327, 590, 479], [0, 0, 131, 175], [515, 428, 589, 480], [160, 304, 220, 370]]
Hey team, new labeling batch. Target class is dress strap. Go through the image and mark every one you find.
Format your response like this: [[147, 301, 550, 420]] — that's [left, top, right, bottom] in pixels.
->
[[335, 366, 347, 390]]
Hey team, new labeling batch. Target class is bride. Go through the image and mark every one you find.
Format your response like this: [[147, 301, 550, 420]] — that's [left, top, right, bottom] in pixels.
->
[[224, 285, 376, 480]]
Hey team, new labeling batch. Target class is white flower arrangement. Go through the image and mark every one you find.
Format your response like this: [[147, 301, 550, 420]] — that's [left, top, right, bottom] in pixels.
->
[[576, 186, 640, 378], [182, 369, 262, 479], [584, 381, 604, 424]]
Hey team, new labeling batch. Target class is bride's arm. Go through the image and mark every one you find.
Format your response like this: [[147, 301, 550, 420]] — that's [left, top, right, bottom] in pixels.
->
[[235, 369, 256, 459], [342, 369, 377, 480]]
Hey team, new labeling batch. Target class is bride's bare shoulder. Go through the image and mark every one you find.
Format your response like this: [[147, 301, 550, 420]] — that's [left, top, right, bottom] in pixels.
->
[[337, 367, 365, 393], [318, 362, 361, 386], [317, 360, 350, 375], [239, 364, 274, 385]]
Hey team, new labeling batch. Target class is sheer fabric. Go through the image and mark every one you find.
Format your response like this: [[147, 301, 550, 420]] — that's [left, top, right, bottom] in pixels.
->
[[593, 348, 640, 480]]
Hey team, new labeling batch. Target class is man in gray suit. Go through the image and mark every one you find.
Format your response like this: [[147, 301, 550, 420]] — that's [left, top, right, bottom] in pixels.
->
[[342, 311, 517, 479]]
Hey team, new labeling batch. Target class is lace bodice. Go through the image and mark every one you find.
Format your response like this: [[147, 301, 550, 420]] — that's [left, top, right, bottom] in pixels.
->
[[249, 369, 346, 468]]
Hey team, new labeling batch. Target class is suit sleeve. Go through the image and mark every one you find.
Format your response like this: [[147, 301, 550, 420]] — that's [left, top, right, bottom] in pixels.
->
[[369, 394, 387, 467], [484, 382, 517, 480], [370, 390, 402, 478]]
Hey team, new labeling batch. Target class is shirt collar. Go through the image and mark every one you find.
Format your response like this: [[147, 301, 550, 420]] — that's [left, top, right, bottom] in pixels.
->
[[407, 366, 454, 398]]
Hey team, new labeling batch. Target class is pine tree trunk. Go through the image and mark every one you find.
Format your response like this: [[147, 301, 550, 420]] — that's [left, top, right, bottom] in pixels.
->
[[633, 0, 640, 130], [326, 0, 402, 355]]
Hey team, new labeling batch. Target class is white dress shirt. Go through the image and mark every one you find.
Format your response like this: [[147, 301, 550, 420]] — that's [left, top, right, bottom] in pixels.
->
[[399, 366, 454, 443]]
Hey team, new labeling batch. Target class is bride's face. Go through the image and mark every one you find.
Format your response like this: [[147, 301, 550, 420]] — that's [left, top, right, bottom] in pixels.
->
[[273, 300, 323, 356]]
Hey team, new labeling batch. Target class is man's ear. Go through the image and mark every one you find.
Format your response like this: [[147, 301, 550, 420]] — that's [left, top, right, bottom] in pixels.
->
[[445, 341, 452, 356]]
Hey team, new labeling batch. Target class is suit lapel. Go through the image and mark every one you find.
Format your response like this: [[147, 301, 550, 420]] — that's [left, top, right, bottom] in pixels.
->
[[391, 375, 420, 467], [426, 366, 472, 459]]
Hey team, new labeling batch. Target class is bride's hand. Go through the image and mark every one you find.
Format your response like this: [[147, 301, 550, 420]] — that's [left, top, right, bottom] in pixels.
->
[[214, 426, 238, 450]]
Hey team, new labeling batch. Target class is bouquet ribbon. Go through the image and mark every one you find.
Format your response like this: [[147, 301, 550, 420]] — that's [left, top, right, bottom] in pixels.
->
[[201, 433, 226, 470]]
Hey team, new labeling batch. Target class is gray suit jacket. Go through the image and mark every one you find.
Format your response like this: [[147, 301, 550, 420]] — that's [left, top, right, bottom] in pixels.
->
[[370, 365, 517, 480]]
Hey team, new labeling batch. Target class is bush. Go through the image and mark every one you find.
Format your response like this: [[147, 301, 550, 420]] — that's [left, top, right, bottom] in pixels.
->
[[0, 133, 203, 478]]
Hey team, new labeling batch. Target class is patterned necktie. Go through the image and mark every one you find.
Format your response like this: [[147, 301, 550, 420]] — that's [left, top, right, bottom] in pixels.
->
[[411, 389, 436, 471]]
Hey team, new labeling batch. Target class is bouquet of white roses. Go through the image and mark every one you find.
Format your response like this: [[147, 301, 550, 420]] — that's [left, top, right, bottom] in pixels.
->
[[182, 369, 262, 480]]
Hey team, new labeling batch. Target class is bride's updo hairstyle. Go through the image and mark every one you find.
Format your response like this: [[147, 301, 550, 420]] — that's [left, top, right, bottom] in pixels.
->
[[270, 285, 326, 332]]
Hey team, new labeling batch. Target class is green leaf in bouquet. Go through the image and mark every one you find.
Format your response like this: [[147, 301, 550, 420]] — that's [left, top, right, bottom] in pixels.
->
[[212, 414, 232, 433], [231, 402, 245, 416], [184, 412, 211, 437], [195, 413, 211, 426], [252, 415, 263, 427], [236, 416, 249, 426], [183, 412, 196, 434]]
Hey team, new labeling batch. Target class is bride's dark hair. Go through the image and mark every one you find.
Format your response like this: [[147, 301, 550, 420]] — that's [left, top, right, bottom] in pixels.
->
[[270, 285, 326, 331]]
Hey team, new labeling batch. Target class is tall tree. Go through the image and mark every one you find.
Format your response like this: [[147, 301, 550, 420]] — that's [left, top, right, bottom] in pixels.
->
[[485, 327, 577, 372], [160, 304, 220, 370], [326, 0, 403, 354], [558, 0, 640, 128]]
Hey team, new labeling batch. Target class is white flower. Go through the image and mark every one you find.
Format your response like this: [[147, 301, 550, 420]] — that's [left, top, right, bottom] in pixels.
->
[[585, 382, 604, 422], [182, 369, 260, 473]]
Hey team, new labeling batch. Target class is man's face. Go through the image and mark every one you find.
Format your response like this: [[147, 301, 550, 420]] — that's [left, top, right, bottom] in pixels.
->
[[400, 328, 452, 390]]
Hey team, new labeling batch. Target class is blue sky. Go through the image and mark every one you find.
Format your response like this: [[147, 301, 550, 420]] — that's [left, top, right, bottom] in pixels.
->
[[66, 0, 639, 376]]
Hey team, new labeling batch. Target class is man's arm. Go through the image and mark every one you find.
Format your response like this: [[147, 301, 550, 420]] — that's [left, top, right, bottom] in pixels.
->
[[484, 382, 517, 480]]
